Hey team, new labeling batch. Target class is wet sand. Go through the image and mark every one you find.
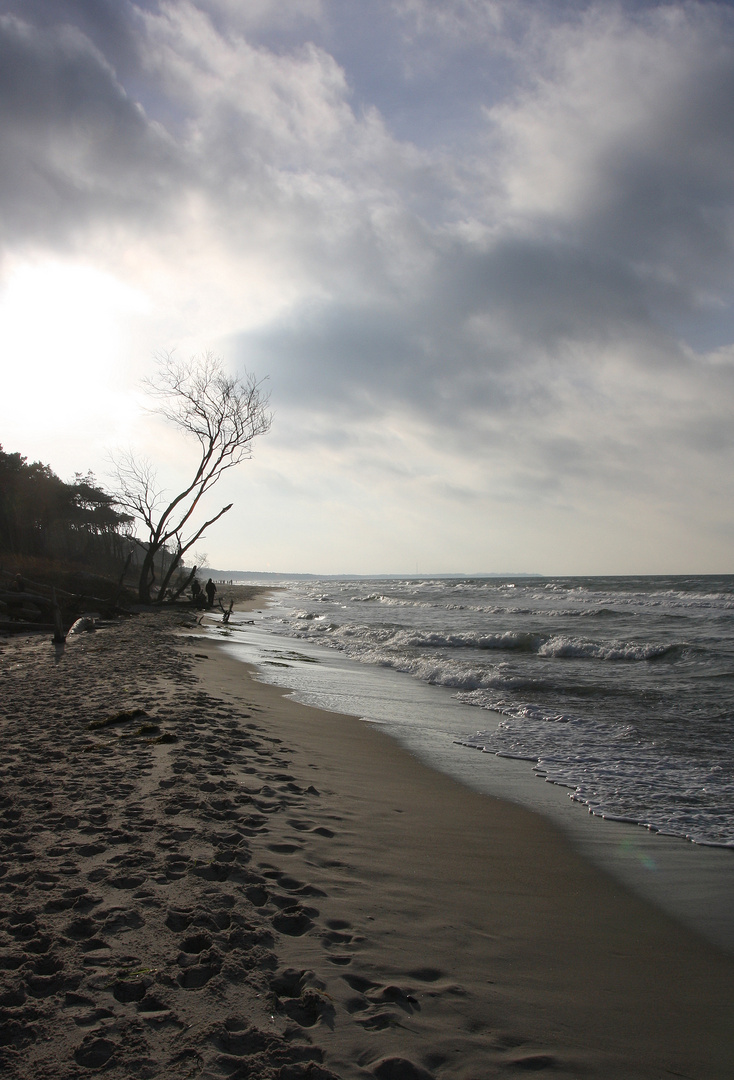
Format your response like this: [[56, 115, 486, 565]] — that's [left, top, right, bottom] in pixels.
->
[[1, 604, 733, 1078]]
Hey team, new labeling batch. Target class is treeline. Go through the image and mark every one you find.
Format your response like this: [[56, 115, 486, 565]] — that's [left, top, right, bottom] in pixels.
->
[[0, 445, 132, 571]]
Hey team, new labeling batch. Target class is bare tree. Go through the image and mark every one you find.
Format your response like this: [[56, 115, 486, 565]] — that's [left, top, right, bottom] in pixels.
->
[[112, 352, 271, 604]]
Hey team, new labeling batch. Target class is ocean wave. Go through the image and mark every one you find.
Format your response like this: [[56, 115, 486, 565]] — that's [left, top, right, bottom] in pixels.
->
[[392, 629, 543, 651], [348, 592, 438, 610], [537, 636, 679, 661], [360, 651, 494, 692], [299, 621, 680, 664], [456, 695, 580, 724], [272, 575, 734, 848]]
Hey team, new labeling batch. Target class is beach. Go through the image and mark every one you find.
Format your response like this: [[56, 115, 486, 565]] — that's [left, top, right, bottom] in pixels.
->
[[1, 601, 733, 1079]]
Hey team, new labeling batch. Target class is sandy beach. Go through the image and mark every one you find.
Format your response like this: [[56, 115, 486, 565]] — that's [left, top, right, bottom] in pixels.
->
[[1, 600, 733, 1079]]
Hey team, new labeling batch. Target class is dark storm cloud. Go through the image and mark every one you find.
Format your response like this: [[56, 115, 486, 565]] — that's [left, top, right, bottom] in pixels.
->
[[235, 230, 677, 427], [434, 239, 655, 346], [568, 47, 734, 288], [0, 11, 181, 246], [487, 3, 734, 302], [0, 0, 145, 71]]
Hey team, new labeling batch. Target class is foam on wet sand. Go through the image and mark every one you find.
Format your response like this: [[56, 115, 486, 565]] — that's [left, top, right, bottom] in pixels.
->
[[0, 602, 733, 1079]]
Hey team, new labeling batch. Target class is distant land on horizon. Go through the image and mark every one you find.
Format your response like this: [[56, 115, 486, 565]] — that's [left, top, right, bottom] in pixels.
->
[[200, 570, 732, 582], [202, 569, 546, 581]]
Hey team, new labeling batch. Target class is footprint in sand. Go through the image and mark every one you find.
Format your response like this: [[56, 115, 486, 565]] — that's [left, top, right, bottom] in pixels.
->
[[71, 1005, 116, 1029], [63, 916, 97, 941], [244, 885, 269, 908], [32, 870, 60, 892], [74, 1036, 117, 1069], [177, 960, 221, 990], [108, 873, 147, 890], [75, 843, 106, 858], [0, 986, 26, 1007], [266, 842, 303, 855], [99, 908, 145, 934], [44, 888, 101, 915], [320, 918, 362, 966], [136, 992, 173, 1018], [270, 967, 335, 1029], [189, 859, 233, 883], [370, 1057, 435, 1080], [5, 910, 39, 942], [505, 1053, 559, 1071], [161, 854, 190, 881], [271, 906, 317, 937], [165, 908, 192, 932], [322, 928, 352, 946], [274, 874, 325, 899], [112, 976, 148, 1003], [239, 814, 269, 835], [406, 967, 444, 982], [26, 954, 72, 999], [80, 938, 111, 955], [286, 817, 336, 838], [343, 973, 420, 1030], [180, 931, 213, 953]]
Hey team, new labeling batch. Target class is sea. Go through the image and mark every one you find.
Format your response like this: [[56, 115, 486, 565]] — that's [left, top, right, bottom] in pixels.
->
[[206, 574, 734, 951]]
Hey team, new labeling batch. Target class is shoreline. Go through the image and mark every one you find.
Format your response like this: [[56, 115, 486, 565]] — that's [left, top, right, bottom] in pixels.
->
[[193, 620, 734, 1078], [1, 607, 733, 1078], [207, 600, 734, 958]]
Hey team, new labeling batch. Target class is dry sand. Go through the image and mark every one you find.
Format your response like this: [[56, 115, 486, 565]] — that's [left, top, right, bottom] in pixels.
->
[[1, 601, 733, 1079]]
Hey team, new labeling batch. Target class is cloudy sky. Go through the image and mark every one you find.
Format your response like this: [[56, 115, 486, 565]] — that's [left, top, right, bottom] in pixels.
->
[[2, 0, 734, 575]]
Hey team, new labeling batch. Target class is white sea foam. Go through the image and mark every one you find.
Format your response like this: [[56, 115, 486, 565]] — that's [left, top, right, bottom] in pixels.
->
[[263, 574, 734, 847], [457, 720, 734, 847], [537, 636, 678, 661]]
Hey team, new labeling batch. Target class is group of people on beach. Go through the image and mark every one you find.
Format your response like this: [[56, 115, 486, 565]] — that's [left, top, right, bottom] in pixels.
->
[[191, 577, 217, 609]]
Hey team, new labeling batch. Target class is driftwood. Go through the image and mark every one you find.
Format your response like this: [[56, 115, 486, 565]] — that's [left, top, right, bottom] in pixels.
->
[[0, 590, 53, 607], [0, 620, 58, 635], [0, 572, 129, 616], [1, 588, 67, 642]]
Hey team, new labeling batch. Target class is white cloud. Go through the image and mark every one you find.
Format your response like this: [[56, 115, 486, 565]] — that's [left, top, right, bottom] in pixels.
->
[[489, 4, 734, 282], [197, 0, 325, 35]]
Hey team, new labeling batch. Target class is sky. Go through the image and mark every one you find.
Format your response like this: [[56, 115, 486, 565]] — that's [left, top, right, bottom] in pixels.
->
[[1, 0, 734, 576]]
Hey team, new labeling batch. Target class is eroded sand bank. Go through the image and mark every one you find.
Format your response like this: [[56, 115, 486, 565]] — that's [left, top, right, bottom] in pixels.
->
[[1, 606, 732, 1079]]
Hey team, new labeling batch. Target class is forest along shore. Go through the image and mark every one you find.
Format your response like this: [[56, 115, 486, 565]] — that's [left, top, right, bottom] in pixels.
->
[[0, 605, 733, 1080]]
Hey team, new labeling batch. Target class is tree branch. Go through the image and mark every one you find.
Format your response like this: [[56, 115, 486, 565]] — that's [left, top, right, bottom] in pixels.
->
[[110, 352, 271, 603]]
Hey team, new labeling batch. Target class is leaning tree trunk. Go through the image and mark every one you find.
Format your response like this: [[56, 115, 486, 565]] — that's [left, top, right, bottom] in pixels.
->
[[167, 564, 198, 603], [138, 547, 157, 604], [155, 546, 184, 602]]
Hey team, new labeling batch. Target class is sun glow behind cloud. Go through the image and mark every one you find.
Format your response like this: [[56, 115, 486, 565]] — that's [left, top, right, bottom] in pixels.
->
[[0, 261, 148, 472]]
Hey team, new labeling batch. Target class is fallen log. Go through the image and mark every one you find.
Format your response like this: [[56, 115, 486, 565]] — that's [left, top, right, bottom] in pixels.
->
[[0, 590, 53, 607], [0, 620, 58, 635], [0, 574, 130, 613]]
